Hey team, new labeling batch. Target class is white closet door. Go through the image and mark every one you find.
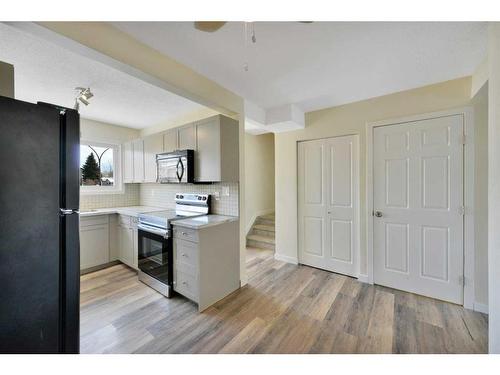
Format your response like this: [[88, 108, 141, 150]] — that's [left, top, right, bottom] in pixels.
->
[[373, 115, 464, 304], [298, 135, 359, 277]]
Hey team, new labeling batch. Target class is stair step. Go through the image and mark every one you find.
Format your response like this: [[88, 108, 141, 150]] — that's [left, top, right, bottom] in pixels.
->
[[260, 213, 275, 221], [253, 229, 275, 238], [256, 218, 275, 226], [253, 224, 275, 232], [246, 239, 275, 250], [247, 234, 275, 245]]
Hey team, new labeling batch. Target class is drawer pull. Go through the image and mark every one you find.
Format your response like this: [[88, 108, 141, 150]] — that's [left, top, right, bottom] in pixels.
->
[[182, 232, 188, 236], [181, 253, 188, 257], [182, 281, 188, 286]]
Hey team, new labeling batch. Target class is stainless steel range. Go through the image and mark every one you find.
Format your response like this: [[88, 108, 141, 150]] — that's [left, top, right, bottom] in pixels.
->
[[137, 193, 210, 297]]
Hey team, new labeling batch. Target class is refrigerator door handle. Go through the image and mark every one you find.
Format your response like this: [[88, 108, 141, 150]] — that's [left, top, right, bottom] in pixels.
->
[[59, 209, 78, 215]]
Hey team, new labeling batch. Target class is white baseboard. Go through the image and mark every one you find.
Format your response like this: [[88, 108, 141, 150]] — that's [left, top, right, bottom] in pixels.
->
[[245, 208, 275, 235], [274, 253, 298, 265], [357, 274, 371, 284], [473, 302, 489, 314]]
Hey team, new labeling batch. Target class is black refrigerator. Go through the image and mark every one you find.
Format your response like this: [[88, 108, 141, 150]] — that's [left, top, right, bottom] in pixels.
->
[[0, 95, 80, 353]]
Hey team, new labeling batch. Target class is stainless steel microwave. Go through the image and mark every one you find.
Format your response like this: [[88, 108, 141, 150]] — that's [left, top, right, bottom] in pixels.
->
[[156, 150, 194, 183]]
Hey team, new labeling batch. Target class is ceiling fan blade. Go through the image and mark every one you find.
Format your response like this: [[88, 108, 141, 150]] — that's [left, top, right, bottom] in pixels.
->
[[194, 21, 227, 33]]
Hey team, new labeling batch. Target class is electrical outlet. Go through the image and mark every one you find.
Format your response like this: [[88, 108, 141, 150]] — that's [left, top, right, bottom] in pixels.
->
[[222, 185, 230, 197], [214, 191, 221, 200]]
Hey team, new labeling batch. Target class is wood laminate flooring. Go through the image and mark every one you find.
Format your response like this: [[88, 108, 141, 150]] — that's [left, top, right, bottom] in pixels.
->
[[80, 247, 488, 354]]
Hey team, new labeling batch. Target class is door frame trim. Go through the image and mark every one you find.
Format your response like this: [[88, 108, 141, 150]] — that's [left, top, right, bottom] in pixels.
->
[[296, 134, 361, 278], [365, 107, 475, 309]]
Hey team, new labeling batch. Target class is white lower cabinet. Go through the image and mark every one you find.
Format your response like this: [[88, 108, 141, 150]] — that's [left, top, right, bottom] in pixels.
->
[[117, 215, 138, 270], [118, 224, 134, 268], [79, 213, 139, 272], [172, 220, 240, 312], [79, 215, 110, 270]]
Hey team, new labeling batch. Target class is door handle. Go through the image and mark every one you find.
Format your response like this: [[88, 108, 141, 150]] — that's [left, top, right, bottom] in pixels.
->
[[176, 158, 184, 181], [374, 211, 383, 218], [60, 208, 77, 216]]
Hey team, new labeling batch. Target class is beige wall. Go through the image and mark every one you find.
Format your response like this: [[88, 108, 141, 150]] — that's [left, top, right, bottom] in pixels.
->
[[80, 117, 140, 143], [0, 61, 14, 98], [275, 77, 486, 294], [140, 107, 219, 137], [488, 22, 500, 353], [471, 84, 488, 306], [245, 133, 275, 233]]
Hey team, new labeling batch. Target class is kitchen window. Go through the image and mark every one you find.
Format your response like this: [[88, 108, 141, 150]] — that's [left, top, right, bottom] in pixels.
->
[[80, 141, 122, 194]]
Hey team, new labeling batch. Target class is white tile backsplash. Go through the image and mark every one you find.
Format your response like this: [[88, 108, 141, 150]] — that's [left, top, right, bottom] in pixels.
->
[[140, 183, 239, 216], [80, 184, 140, 209], [80, 182, 239, 217]]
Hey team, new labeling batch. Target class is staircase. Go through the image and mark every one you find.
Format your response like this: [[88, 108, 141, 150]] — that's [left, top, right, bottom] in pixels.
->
[[246, 213, 275, 251]]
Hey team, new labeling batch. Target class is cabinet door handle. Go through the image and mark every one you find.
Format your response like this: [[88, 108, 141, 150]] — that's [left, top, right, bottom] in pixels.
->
[[181, 253, 188, 257], [182, 281, 188, 286], [182, 232, 188, 236]]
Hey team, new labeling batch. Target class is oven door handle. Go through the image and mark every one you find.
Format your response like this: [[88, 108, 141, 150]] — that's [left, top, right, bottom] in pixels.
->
[[138, 224, 169, 238]]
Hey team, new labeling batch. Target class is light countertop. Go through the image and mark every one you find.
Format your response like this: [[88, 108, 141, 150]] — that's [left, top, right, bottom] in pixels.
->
[[172, 214, 238, 229], [79, 206, 166, 218]]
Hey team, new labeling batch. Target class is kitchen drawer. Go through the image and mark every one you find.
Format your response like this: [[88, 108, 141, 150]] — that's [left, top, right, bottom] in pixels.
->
[[118, 215, 131, 227], [80, 215, 108, 227], [175, 258, 198, 278], [173, 226, 198, 243], [174, 239, 199, 268], [174, 269, 199, 302]]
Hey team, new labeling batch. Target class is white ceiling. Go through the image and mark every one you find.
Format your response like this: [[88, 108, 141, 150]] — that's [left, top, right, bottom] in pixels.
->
[[0, 23, 205, 129], [113, 22, 488, 113]]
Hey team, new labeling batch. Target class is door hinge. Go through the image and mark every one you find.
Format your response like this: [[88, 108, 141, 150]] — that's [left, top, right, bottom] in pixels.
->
[[461, 134, 466, 145], [458, 206, 465, 216]]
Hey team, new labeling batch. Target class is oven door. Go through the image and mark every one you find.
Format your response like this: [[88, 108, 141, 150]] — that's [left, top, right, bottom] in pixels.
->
[[137, 228, 172, 285]]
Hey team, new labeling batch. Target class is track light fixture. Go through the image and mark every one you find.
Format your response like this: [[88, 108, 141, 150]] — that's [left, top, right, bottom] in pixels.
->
[[74, 87, 94, 111]]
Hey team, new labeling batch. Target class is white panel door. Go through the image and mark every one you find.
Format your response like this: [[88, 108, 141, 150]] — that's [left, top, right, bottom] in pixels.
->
[[298, 135, 359, 277], [373, 115, 464, 304]]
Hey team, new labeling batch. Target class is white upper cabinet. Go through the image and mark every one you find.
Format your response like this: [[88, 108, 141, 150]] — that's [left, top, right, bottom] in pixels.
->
[[178, 123, 196, 150], [195, 115, 239, 182], [162, 123, 196, 152], [122, 141, 134, 183], [132, 139, 145, 183], [123, 114, 239, 185], [195, 117, 220, 182], [163, 129, 177, 153], [144, 135, 163, 183]]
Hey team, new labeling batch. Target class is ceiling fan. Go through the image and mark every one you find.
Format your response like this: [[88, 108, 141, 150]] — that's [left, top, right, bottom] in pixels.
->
[[194, 22, 227, 33], [193, 21, 313, 33], [193, 21, 313, 72]]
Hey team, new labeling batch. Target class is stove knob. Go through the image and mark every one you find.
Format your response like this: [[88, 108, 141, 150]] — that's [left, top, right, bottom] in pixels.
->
[[179, 195, 184, 199], [198, 196, 202, 200], [203, 196, 207, 200]]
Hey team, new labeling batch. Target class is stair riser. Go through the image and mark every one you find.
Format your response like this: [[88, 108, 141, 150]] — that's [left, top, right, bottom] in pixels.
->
[[256, 218, 275, 226], [246, 239, 275, 251], [252, 229, 275, 238]]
